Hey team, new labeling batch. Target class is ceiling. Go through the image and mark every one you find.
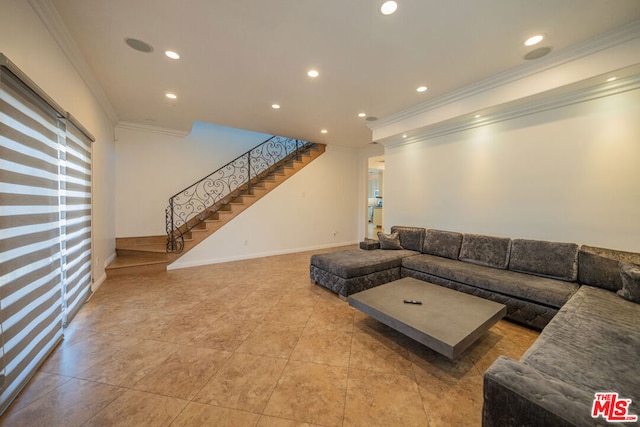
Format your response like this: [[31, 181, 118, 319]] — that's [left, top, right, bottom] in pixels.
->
[[49, 0, 640, 148]]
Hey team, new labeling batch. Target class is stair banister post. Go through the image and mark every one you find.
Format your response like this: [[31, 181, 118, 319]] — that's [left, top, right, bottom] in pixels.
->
[[169, 198, 175, 251], [247, 151, 252, 195]]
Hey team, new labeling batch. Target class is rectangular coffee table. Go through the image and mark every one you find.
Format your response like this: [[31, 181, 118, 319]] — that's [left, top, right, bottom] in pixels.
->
[[348, 277, 507, 359]]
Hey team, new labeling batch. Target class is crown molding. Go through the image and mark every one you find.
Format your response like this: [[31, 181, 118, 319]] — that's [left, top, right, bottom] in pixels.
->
[[28, 0, 119, 125], [115, 121, 190, 138], [370, 19, 640, 132], [384, 65, 640, 150]]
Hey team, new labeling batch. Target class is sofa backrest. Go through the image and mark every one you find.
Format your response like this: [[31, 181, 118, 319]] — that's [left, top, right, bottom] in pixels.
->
[[459, 233, 511, 269], [390, 226, 425, 252], [578, 245, 640, 292], [509, 239, 579, 282], [422, 229, 463, 259]]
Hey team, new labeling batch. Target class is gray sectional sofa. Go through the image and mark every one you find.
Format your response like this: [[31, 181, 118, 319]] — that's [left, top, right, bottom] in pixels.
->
[[309, 226, 640, 426]]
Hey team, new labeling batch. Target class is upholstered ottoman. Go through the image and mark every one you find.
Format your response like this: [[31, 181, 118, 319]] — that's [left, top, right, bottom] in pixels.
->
[[310, 226, 425, 298]]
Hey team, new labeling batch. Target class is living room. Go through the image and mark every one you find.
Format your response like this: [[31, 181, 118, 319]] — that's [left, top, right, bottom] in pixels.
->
[[1, 0, 640, 425]]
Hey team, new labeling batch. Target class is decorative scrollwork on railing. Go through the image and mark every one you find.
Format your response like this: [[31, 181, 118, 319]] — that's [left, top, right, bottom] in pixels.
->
[[166, 136, 315, 253]]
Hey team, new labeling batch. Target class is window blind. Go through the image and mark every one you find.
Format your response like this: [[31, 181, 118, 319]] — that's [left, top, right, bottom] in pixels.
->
[[61, 118, 92, 325], [0, 54, 94, 414]]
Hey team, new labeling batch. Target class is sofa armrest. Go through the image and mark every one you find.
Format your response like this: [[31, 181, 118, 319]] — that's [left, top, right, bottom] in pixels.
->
[[359, 239, 380, 250], [483, 356, 607, 427]]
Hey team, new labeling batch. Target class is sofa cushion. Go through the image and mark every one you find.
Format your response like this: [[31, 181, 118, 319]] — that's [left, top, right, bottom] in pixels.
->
[[459, 234, 511, 269], [378, 231, 403, 250], [508, 239, 578, 282], [578, 245, 640, 292], [422, 229, 463, 260], [402, 254, 578, 308], [390, 226, 426, 252], [618, 262, 640, 303], [310, 249, 418, 279], [521, 286, 640, 414]]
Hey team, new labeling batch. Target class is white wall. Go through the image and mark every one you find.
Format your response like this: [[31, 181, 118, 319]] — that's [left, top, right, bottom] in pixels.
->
[[384, 87, 640, 252], [114, 122, 270, 236], [169, 145, 360, 269], [0, 0, 117, 288]]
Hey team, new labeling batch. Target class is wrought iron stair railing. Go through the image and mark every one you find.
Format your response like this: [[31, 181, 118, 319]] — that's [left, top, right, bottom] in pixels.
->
[[166, 136, 316, 253]]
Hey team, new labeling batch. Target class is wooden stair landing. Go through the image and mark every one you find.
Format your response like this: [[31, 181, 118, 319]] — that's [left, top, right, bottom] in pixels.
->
[[106, 143, 326, 277]]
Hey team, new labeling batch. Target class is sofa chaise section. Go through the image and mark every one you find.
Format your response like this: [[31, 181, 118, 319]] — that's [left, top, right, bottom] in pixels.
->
[[310, 226, 425, 298]]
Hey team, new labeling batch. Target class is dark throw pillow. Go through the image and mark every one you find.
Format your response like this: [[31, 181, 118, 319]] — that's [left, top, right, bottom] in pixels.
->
[[617, 262, 640, 303], [377, 231, 403, 250]]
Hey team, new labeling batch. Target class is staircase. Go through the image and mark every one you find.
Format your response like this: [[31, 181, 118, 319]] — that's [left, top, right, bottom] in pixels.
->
[[106, 137, 326, 277]]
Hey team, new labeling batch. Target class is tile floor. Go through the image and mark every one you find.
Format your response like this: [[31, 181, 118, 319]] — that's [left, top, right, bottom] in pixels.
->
[[0, 246, 539, 426]]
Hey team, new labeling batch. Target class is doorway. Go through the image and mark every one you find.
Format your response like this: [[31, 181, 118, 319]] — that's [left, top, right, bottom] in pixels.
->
[[367, 155, 385, 239]]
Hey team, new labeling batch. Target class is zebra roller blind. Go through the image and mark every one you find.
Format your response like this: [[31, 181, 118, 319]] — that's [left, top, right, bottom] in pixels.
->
[[0, 54, 94, 414]]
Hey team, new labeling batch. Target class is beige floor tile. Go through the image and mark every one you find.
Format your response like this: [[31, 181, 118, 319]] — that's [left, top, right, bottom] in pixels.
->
[[83, 389, 188, 427], [132, 346, 232, 400], [1, 371, 73, 414], [195, 352, 287, 413], [344, 368, 429, 427], [190, 318, 260, 352], [264, 361, 348, 427], [306, 303, 355, 332], [0, 378, 124, 427], [257, 415, 320, 427], [349, 330, 414, 377], [290, 328, 352, 367], [38, 332, 138, 377], [170, 402, 260, 427], [262, 304, 314, 327], [144, 309, 226, 344], [236, 323, 304, 359], [417, 377, 484, 426], [75, 338, 179, 386]]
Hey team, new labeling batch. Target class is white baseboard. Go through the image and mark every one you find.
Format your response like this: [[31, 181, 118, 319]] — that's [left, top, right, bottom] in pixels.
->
[[167, 240, 358, 270]]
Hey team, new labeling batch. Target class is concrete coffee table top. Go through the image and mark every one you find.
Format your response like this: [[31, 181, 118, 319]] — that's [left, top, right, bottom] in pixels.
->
[[348, 277, 507, 359]]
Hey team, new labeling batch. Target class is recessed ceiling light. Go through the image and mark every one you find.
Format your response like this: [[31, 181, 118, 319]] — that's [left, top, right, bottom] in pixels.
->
[[125, 38, 153, 53], [307, 70, 319, 78], [321, 129, 328, 134], [165, 93, 177, 99], [474, 114, 481, 118], [358, 113, 367, 118], [272, 104, 281, 109], [607, 77, 617, 82], [525, 35, 544, 46], [416, 86, 427, 93], [165, 50, 180, 60], [402, 134, 407, 138], [380, 1, 398, 15]]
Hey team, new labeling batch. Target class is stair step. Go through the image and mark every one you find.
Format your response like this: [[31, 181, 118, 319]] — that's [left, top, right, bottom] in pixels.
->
[[106, 255, 168, 277], [117, 243, 167, 255]]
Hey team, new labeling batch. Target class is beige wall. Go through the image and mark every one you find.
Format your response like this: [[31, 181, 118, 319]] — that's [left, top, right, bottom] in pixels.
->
[[384, 87, 640, 251], [0, 0, 117, 288]]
